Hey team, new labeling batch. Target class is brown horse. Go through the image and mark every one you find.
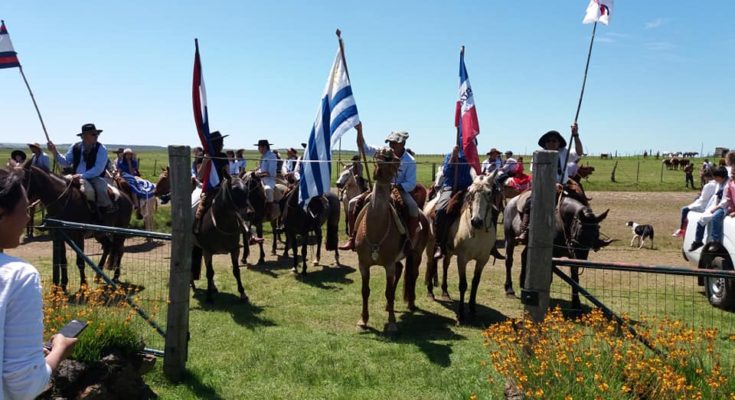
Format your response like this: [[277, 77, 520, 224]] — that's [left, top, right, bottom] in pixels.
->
[[280, 186, 341, 274], [21, 164, 133, 291], [191, 175, 251, 304], [239, 172, 287, 265], [154, 166, 198, 204], [355, 148, 430, 333]]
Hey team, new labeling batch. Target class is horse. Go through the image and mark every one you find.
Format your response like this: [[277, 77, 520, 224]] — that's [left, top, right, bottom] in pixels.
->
[[239, 172, 288, 265], [423, 173, 504, 323], [21, 164, 134, 291], [503, 193, 612, 308], [154, 166, 198, 205], [113, 174, 157, 232], [191, 175, 251, 304], [354, 148, 430, 333], [280, 186, 341, 274], [335, 166, 365, 234]]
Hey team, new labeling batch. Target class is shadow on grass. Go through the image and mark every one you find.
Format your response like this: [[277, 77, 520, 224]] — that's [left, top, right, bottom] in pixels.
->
[[549, 298, 594, 319], [432, 298, 511, 329], [191, 289, 277, 329], [295, 263, 355, 290], [178, 369, 225, 400]]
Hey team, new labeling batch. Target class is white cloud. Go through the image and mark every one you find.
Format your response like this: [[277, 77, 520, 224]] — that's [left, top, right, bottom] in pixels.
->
[[645, 18, 664, 29]]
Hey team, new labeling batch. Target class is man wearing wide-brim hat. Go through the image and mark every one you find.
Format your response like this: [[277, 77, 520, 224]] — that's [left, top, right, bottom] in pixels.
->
[[282, 147, 300, 184], [10, 149, 27, 165], [48, 123, 115, 214], [194, 130, 231, 233], [481, 147, 502, 175], [339, 129, 419, 251], [27, 142, 50, 172], [515, 123, 585, 243]]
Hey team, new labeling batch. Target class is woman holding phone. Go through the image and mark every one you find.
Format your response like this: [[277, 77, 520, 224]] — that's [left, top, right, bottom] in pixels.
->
[[0, 168, 77, 399]]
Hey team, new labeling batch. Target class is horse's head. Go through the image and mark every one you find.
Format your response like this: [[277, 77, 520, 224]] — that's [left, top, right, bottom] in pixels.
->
[[223, 175, 251, 210], [373, 147, 400, 183], [154, 166, 170, 198], [563, 198, 612, 253], [335, 166, 354, 189], [465, 174, 499, 230]]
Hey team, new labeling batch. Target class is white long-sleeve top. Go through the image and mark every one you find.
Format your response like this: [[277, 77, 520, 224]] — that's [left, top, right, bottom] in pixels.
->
[[687, 180, 718, 212], [362, 143, 416, 192], [0, 254, 52, 400]]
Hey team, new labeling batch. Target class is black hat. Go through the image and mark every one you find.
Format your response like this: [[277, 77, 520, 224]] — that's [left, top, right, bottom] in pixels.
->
[[713, 166, 728, 178], [486, 148, 500, 156], [300, 142, 307, 149], [538, 130, 567, 148], [254, 139, 272, 147], [77, 123, 103, 137], [351, 154, 360, 161], [210, 131, 229, 142], [11, 150, 27, 161]]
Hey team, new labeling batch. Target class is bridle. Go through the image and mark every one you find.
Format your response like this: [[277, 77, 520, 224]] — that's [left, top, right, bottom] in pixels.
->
[[23, 166, 75, 211]]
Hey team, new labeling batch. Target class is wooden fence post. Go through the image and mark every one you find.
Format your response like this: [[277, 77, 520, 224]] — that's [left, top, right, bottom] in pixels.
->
[[431, 163, 436, 183], [523, 150, 557, 323], [164, 145, 193, 381], [636, 161, 640, 183]]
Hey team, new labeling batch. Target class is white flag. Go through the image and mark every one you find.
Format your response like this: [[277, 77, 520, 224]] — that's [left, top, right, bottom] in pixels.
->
[[583, 0, 613, 25]]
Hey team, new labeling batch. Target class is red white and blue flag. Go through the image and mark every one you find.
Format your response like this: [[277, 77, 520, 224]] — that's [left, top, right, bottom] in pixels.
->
[[0, 20, 21, 69], [583, 0, 613, 25], [455, 49, 481, 174], [192, 39, 220, 192]]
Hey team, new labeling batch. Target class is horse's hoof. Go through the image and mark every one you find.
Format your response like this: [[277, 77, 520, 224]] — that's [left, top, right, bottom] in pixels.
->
[[384, 322, 398, 334], [257, 258, 265, 266], [205, 296, 214, 305], [356, 320, 369, 330], [407, 303, 417, 313], [240, 293, 249, 303], [312, 259, 319, 266], [427, 292, 436, 301], [441, 292, 451, 300], [271, 251, 277, 256], [240, 258, 247, 265], [505, 288, 516, 297], [291, 267, 298, 274]]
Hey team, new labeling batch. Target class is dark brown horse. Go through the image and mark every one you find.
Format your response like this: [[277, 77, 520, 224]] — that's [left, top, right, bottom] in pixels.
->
[[239, 172, 284, 265], [21, 164, 133, 291], [191, 175, 251, 304], [280, 186, 340, 274], [503, 193, 612, 308]]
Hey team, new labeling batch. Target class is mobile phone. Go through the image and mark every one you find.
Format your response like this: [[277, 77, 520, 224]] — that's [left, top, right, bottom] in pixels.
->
[[44, 319, 88, 350]]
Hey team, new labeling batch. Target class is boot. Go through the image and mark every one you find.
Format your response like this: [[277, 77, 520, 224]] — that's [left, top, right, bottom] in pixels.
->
[[193, 194, 208, 234], [432, 209, 448, 259], [338, 207, 357, 251], [249, 235, 265, 245], [515, 211, 530, 244], [407, 215, 420, 249]]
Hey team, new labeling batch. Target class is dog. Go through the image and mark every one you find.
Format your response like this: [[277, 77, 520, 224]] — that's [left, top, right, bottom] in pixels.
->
[[626, 221, 655, 249]]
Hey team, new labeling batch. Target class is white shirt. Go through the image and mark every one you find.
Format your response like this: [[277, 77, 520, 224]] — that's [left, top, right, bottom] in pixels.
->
[[227, 160, 240, 176], [481, 158, 502, 175], [0, 254, 52, 400], [257, 150, 278, 188], [688, 180, 718, 212]]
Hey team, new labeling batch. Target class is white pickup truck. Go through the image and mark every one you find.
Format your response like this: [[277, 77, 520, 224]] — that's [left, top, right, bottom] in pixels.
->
[[682, 211, 735, 308]]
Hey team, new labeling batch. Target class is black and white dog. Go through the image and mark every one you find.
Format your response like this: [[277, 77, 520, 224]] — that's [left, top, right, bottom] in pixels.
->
[[626, 221, 655, 249]]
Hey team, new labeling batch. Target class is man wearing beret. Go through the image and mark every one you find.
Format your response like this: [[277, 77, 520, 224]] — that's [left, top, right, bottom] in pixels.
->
[[48, 123, 114, 214], [339, 129, 419, 251]]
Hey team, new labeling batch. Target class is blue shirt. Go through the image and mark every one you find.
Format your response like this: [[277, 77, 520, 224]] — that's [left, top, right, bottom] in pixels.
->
[[55, 142, 109, 179], [441, 153, 473, 191], [117, 158, 139, 176], [30, 152, 50, 172], [362, 143, 416, 192], [258, 150, 278, 187]]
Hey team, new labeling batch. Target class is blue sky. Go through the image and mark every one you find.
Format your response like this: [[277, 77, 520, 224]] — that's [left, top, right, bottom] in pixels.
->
[[1, 1, 733, 156]]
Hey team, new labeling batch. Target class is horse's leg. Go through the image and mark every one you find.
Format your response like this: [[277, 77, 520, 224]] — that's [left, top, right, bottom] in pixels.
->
[[384, 262, 398, 334], [112, 235, 125, 282], [76, 237, 87, 288], [270, 220, 278, 256], [51, 233, 64, 289], [97, 237, 110, 283], [571, 266, 581, 309], [288, 231, 299, 274], [191, 246, 203, 290], [357, 264, 370, 329], [441, 256, 451, 300], [469, 258, 488, 317], [313, 228, 322, 266], [300, 237, 308, 275], [426, 257, 436, 300], [456, 255, 468, 324], [230, 249, 248, 302], [405, 252, 419, 312], [504, 242, 516, 296], [257, 223, 266, 265], [389, 261, 404, 312], [520, 247, 528, 290], [205, 252, 216, 304], [240, 230, 249, 265]]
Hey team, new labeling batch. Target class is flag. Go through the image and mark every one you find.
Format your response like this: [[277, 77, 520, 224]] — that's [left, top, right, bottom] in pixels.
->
[[192, 40, 220, 192], [455, 49, 481, 174], [299, 47, 360, 208], [583, 0, 613, 25], [0, 21, 21, 69]]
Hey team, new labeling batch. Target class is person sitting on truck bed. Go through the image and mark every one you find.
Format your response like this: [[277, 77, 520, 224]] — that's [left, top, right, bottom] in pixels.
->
[[689, 166, 732, 251]]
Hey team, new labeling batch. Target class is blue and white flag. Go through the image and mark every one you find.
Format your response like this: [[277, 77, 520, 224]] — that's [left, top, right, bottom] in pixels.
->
[[299, 47, 360, 208], [121, 173, 157, 200]]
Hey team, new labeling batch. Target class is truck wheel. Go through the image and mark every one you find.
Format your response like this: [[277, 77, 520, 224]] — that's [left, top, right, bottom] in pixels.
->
[[705, 256, 735, 310]]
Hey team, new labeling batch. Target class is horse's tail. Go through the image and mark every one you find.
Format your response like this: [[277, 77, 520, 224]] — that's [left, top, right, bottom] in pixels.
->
[[325, 192, 340, 251], [191, 245, 203, 281]]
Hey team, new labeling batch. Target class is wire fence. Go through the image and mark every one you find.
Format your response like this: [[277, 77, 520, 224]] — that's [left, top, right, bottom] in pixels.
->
[[550, 259, 735, 368]]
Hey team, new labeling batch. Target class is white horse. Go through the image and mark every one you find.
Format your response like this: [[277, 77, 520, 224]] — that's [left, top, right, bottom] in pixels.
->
[[424, 174, 503, 323], [138, 195, 158, 233], [335, 166, 364, 234]]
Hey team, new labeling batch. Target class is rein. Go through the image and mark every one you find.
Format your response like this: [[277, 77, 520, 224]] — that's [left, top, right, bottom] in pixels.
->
[[25, 167, 75, 212], [208, 181, 245, 235]]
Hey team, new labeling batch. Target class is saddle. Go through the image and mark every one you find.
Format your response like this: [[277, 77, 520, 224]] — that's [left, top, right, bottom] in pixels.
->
[[353, 189, 408, 237], [445, 190, 466, 219], [65, 175, 121, 209]]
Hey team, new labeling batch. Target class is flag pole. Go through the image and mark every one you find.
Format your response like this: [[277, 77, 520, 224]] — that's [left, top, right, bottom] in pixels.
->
[[336, 28, 371, 187], [2, 20, 51, 143], [452, 46, 465, 194], [560, 21, 598, 183]]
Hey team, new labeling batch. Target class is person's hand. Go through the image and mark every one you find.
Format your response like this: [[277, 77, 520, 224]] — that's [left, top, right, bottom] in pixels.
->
[[356, 123, 365, 149], [71, 174, 82, 183], [49, 334, 77, 359], [555, 183, 564, 193], [571, 123, 579, 137], [47, 141, 56, 153], [451, 145, 459, 162]]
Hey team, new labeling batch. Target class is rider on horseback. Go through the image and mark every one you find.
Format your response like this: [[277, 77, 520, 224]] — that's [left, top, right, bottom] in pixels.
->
[[515, 124, 584, 244], [254, 139, 278, 219], [194, 130, 230, 233], [47, 123, 115, 216], [339, 130, 420, 251], [432, 145, 475, 259]]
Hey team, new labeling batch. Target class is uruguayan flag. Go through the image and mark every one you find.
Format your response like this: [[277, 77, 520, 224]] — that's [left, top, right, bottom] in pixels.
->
[[299, 48, 360, 208]]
